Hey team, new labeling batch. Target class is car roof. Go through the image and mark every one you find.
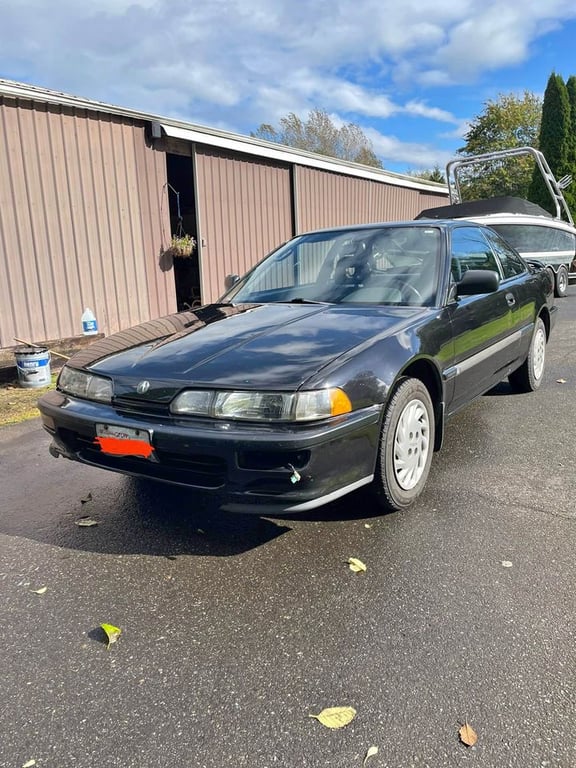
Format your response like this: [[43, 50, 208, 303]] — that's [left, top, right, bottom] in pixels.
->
[[298, 219, 469, 237]]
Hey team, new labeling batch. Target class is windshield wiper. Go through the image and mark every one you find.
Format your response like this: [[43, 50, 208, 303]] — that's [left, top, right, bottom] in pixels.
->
[[281, 297, 329, 305]]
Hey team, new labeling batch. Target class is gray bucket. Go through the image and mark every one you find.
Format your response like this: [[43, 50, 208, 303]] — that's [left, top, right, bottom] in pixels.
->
[[15, 346, 52, 388]]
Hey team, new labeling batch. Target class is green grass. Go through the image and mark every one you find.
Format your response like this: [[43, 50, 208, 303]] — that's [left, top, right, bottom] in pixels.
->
[[0, 373, 57, 427]]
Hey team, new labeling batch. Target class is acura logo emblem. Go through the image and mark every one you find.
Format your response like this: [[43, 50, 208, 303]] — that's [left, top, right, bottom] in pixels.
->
[[136, 380, 150, 394]]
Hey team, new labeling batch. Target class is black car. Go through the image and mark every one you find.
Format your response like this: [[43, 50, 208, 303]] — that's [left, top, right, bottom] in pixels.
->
[[38, 221, 556, 514]]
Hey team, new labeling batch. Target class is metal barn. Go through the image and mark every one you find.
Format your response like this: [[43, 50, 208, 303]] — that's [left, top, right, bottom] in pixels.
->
[[0, 79, 448, 350]]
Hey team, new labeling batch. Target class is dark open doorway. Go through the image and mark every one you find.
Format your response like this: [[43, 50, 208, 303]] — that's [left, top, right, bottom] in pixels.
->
[[166, 153, 201, 310]]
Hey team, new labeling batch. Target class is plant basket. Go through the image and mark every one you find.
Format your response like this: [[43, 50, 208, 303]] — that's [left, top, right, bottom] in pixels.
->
[[168, 234, 196, 258]]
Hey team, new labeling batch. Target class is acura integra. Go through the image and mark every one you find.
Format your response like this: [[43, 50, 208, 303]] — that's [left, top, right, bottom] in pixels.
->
[[38, 220, 556, 514]]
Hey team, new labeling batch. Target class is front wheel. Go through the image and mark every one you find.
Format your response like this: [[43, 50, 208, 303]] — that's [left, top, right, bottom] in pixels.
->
[[508, 317, 546, 393], [555, 265, 569, 298], [372, 377, 435, 512]]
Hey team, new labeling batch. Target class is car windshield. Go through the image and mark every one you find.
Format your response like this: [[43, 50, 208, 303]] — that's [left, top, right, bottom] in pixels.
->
[[224, 225, 442, 307]]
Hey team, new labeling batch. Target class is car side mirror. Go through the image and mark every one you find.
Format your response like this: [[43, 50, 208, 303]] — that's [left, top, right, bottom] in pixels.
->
[[224, 273, 240, 290], [457, 269, 500, 296]]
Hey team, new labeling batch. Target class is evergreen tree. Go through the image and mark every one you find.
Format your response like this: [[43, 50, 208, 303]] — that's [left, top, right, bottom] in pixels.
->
[[408, 165, 445, 183], [529, 73, 571, 214], [564, 75, 576, 214]]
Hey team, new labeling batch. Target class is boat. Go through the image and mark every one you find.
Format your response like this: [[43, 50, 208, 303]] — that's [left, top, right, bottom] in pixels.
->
[[417, 146, 576, 297]]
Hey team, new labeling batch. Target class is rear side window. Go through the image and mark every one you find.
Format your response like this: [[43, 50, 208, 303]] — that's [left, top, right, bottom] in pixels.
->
[[484, 229, 526, 279]]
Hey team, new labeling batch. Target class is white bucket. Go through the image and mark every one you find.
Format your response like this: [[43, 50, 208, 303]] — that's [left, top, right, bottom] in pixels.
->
[[15, 346, 52, 389]]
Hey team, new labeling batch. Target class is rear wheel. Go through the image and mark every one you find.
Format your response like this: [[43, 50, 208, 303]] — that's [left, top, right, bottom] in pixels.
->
[[555, 265, 569, 298], [508, 317, 546, 393], [373, 377, 435, 512]]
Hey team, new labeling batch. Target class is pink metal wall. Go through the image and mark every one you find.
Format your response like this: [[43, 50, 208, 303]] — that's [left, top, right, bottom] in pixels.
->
[[195, 147, 293, 303], [194, 149, 447, 304], [296, 166, 448, 232], [0, 97, 175, 348]]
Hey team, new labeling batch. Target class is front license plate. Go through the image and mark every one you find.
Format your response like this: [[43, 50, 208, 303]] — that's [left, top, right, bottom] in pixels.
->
[[94, 423, 154, 459]]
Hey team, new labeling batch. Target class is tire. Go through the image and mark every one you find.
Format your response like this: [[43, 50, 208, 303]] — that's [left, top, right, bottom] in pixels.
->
[[372, 377, 435, 512], [508, 317, 546, 393], [555, 265, 569, 298]]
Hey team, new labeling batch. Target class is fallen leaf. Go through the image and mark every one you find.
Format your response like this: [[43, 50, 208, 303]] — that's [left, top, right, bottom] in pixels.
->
[[101, 623, 122, 648], [75, 517, 99, 527], [22, 761, 36, 768], [501, 560, 513, 568], [81, 492, 93, 504], [309, 706, 356, 729], [30, 586, 47, 595], [556, 378, 567, 384], [348, 557, 367, 573], [363, 745, 379, 765], [459, 722, 478, 747], [364, 523, 372, 529]]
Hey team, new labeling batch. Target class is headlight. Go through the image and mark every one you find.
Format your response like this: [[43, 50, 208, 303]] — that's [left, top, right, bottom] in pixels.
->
[[170, 388, 352, 422], [58, 366, 113, 403]]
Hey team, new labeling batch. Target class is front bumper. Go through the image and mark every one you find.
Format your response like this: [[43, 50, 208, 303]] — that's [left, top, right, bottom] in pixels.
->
[[38, 390, 383, 513]]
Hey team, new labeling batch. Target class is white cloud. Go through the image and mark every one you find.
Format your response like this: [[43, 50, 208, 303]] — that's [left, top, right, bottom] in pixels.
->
[[364, 127, 453, 170], [1, 0, 576, 168], [403, 101, 459, 123]]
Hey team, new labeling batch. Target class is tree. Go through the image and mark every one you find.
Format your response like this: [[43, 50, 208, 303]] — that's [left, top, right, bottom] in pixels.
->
[[563, 75, 576, 213], [456, 92, 542, 200], [251, 109, 383, 168], [528, 73, 571, 213], [408, 165, 445, 183]]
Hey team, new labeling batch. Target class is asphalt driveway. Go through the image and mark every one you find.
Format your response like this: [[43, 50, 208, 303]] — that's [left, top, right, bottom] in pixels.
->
[[1, 289, 575, 768]]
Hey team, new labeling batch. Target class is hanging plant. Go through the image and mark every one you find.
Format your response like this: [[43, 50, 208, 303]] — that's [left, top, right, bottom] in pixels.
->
[[160, 182, 197, 260], [169, 233, 196, 258]]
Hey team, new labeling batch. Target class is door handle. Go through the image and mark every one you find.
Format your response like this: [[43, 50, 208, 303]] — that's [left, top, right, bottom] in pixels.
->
[[505, 292, 516, 307]]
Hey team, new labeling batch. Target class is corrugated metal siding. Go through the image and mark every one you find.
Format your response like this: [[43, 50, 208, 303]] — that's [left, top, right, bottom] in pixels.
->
[[195, 147, 293, 303], [0, 97, 174, 347], [296, 167, 447, 232]]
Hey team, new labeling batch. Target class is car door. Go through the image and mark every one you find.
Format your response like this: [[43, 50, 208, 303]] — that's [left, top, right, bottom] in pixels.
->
[[482, 228, 534, 366], [446, 226, 514, 413]]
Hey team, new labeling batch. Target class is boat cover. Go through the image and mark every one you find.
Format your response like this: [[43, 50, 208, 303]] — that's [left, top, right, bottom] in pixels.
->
[[416, 196, 553, 220]]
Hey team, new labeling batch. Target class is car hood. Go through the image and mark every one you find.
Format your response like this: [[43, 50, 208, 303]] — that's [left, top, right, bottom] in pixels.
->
[[74, 303, 422, 400]]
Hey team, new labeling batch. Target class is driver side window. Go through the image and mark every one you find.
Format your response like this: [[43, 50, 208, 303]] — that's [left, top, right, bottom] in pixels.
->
[[450, 227, 500, 281]]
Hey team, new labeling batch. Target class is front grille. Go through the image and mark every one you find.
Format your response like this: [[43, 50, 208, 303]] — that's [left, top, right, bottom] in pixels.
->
[[112, 398, 170, 417]]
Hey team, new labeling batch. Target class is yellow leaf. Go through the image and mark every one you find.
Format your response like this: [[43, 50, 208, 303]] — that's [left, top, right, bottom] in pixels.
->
[[101, 623, 122, 648], [556, 378, 567, 384], [348, 557, 367, 573], [309, 706, 356, 729], [459, 722, 478, 747], [75, 517, 99, 527], [22, 761, 36, 768], [363, 745, 379, 765], [30, 586, 47, 595]]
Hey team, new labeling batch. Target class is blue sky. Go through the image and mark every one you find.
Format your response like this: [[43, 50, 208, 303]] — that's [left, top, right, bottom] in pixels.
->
[[1, 0, 576, 173]]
